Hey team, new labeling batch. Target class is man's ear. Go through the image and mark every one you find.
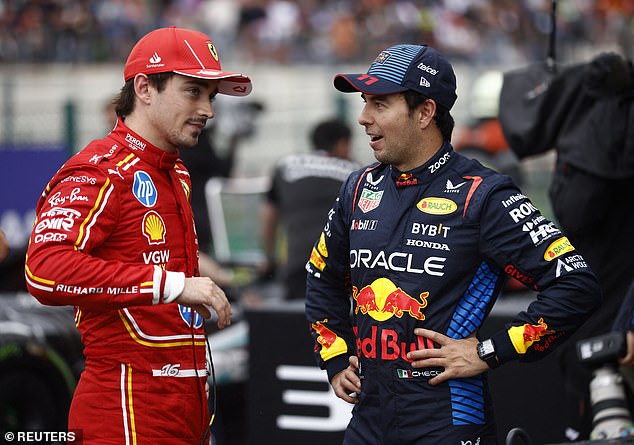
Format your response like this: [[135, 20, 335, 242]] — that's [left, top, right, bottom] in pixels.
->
[[133, 74, 152, 105], [418, 99, 436, 129]]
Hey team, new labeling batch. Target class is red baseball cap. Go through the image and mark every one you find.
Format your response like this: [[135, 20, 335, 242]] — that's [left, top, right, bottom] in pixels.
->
[[124, 26, 252, 97]]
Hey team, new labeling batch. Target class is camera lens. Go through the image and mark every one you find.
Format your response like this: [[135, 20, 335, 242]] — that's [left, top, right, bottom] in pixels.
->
[[589, 365, 634, 439]]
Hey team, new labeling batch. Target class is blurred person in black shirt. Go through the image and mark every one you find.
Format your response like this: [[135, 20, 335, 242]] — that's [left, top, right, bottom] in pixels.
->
[[260, 118, 359, 301]]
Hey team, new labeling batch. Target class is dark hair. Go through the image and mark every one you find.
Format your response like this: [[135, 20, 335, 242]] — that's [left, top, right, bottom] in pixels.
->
[[114, 73, 174, 118], [402, 90, 455, 142], [310, 118, 351, 152]]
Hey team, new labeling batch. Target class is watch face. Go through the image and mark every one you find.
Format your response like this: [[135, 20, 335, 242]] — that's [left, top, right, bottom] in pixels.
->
[[479, 340, 495, 356]]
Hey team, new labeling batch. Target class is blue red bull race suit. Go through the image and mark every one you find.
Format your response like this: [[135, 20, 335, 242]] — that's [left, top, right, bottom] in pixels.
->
[[305, 143, 601, 444]]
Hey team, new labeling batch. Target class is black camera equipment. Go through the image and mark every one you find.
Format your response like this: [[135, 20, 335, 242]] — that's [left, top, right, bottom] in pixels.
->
[[576, 332, 634, 440]]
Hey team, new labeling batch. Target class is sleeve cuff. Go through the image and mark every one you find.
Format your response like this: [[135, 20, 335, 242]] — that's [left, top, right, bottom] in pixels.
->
[[325, 354, 352, 382], [152, 266, 185, 304], [491, 329, 518, 365]]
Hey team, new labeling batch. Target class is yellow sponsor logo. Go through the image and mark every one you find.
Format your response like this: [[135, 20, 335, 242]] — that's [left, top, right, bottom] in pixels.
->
[[317, 232, 328, 258], [142, 211, 166, 245], [543, 236, 574, 261], [508, 318, 554, 354], [416, 197, 457, 215], [309, 247, 326, 271]]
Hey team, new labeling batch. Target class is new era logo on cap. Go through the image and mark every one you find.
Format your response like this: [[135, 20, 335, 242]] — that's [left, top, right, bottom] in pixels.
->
[[333, 44, 457, 110], [124, 27, 252, 97]]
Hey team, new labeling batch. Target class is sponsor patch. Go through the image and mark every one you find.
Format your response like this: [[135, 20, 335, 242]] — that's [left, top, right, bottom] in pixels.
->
[[125, 133, 147, 151], [543, 236, 574, 261], [312, 320, 348, 361], [179, 304, 203, 329], [351, 219, 378, 231], [309, 247, 326, 271], [353, 277, 428, 322], [508, 318, 554, 354], [317, 232, 328, 258], [133, 171, 157, 207], [555, 255, 588, 277], [397, 368, 442, 379], [358, 188, 383, 213], [416, 197, 457, 215], [142, 211, 166, 245]]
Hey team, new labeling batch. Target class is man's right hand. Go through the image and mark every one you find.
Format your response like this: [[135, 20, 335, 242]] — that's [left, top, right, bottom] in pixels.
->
[[331, 356, 362, 404], [176, 277, 232, 328]]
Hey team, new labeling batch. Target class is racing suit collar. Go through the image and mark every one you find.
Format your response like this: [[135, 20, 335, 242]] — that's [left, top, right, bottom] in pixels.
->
[[391, 142, 454, 187], [111, 118, 180, 170]]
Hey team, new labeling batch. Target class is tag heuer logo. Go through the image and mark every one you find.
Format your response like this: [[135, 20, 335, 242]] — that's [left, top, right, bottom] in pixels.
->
[[358, 188, 383, 213]]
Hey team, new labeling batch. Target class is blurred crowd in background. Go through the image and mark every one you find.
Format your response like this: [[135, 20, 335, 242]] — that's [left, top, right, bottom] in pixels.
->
[[0, 0, 632, 67]]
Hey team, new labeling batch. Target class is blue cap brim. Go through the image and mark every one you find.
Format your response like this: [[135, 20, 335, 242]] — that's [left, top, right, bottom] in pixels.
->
[[334, 74, 409, 95]]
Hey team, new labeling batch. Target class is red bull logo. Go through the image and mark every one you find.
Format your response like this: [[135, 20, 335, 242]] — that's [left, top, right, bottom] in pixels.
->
[[395, 173, 418, 187], [353, 277, 428, 322], [311, 319, 347, 361], [508, 317, 555, 354], [354, 325, 435, 361]]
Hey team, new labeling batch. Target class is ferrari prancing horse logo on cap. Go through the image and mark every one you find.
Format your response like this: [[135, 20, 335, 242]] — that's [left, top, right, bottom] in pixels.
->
[[207, 42, 219, 61]]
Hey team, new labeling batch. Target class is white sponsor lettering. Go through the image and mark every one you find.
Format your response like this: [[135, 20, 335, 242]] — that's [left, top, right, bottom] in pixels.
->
[[41, 207, 81, 218], [107, 286, 139, 294], [509, 202, 538, 223], [35, 216, 75, 233], [411, 222, 450, 238], [406, 239, 450, 251], [125, 133, 147, 150], [523, 221, 561, 245], [350, 219, 378, 231], [502, 193, 527, 208], [61, 175, 97, 185], [428, 152, 451, 174], [34, 232, 67, 243], [555, 254, 588, 277], [417, 62, 438, 75], [323, 203, 337, 237], [350, 249, 446, 276], [56, 284, 103, 294], [47, 187, 89, 207], [142, 250, 170, 264]]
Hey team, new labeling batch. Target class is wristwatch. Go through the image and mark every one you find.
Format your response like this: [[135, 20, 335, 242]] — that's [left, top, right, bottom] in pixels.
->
[[477, 338, 500, 369]]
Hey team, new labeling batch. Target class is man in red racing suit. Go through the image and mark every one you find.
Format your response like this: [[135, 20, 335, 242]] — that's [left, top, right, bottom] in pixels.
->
[[24, 27, 251, 444]]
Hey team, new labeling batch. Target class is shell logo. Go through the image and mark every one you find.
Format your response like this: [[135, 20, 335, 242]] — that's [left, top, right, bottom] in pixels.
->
[[416, 197, 457, 215], [142, 211, 166, 245]]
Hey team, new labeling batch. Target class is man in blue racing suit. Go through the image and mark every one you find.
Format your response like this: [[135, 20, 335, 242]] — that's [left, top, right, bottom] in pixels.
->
[[304, 43, 601, 444]]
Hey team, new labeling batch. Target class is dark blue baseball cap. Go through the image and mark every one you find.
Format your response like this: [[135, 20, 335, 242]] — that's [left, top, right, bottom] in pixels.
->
[[334, 44, 457, 110]]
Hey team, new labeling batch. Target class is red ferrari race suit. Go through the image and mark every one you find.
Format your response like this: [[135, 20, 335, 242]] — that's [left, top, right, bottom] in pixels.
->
[[25, 119, 210, 444]]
